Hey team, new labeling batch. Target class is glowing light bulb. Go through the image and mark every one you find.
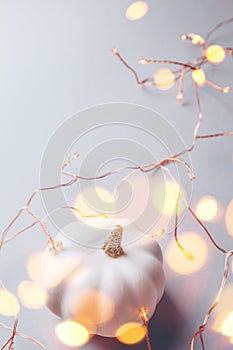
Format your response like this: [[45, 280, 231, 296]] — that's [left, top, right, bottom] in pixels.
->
[[125, 1, 149, 21], [206, 45, 226, 64], [0, 289, 20, 316], [176, 92, 184, 104], [192, 69, 206, 86], [55, 321, 90, 347], [116, 322, 146, 344], [181, 34, 187, 41], [153, 68, 175, 91], [196, 195, 218, 222], [191, 34, 204, 45]]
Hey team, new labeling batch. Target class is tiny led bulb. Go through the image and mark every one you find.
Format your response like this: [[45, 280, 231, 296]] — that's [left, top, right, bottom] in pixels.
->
[[191, 34, 205, 45], [192, 69, 206, 86], [206, 45, 226, 64]]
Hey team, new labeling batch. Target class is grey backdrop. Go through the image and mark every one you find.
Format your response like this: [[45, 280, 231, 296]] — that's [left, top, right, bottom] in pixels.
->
[[0, 0, 233, 349]]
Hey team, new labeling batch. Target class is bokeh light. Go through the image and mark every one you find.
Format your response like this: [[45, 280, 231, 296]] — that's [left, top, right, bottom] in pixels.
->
[[221, 312, 233, 337], [153, 181, 187, 216], [153, 68, 175, 90], [67, 289, 115, 327], [192, 69, 206, 86], [116, 322, 146, 345], [27, 251, 43, 282], [225, 199, 233, 236], [166, 232, 208, 274], [196, 195, 219, 222], [212, 284, 233, 334], [0, 289, 20, 316], [206, 45, 226, 64], [125, 1, 149, 21], [74, 186, 115, 228], [55, 321, 90, 347], [17, 280, 47, 309]]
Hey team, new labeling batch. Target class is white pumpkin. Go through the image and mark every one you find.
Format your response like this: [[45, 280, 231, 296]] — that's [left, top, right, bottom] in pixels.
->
[[42, 220, 165, 338]]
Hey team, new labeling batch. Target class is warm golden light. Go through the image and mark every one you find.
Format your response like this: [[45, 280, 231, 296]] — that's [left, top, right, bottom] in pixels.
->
[[153, 181, 186, 216], [166, 232, 208, 274], [196, 195, 218, 222], [125, 1, 149, 21], [191, 34, 204, 45], [206, 45, 226, 64], [212, 284, 233, 334], [225, 199, 233, 236], [17, 280, 47, 309], [116, 322, 146, 345], [74, 186, 115, 228], [27, 251, 43, 282], [192, 69, 206, 86], [0, 289, 20, 316], [153, 68, 175, 90], [222, 312, 233, 337], [69, 289, 115, 328], [55, 321, 90, 347]]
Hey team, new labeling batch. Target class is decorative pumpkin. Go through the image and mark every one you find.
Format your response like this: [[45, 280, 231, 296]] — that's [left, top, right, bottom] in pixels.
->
[[42, 220, 165, 337]]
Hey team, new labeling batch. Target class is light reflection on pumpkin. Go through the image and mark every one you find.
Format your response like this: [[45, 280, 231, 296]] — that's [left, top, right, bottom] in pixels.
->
[[69, 289, 115, 329], [116, 322, 146, 344], [55, 320, 90, 347], [166, 232, 208, 274], [0, 289, 20, 316], [17, 280, 47, 309]]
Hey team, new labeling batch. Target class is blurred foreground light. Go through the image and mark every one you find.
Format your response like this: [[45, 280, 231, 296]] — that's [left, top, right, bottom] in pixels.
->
[[222, 312, 233, 337], [153, 68, 175, 90], [153, 181, 186, 216], [55, 321, 90, 347], [0, 289, 20, 316], [206, 45, 226, 64], [74, 186, 115, 228], [125, 1, 149, 21], [166, 232, 208, 274], [192, 69, 206, 86], [69, 289, 115, 327], [212, 284, 233, 333], [225, 199, 233, 236], [27, 251, 43, 282], [17, 280, 47, 309], [196, 195, 218, 222], [116, 322, 146, 345]]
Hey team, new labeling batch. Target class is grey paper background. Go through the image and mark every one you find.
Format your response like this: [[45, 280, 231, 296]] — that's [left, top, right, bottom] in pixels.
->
[[0, 0, 233, 349]]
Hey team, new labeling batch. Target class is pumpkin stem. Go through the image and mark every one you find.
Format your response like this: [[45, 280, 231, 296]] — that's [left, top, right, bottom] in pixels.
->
[[101, 225, 125, 258]]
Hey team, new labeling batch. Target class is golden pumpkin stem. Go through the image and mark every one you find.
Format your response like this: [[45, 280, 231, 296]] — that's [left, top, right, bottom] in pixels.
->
[[101, 225, 125, 258]]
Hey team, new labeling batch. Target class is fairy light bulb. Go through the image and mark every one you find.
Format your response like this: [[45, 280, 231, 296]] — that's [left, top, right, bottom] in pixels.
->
[[206, 45, 226, 64], [192, 69, 206, 86], [191, 34, 205, 45]]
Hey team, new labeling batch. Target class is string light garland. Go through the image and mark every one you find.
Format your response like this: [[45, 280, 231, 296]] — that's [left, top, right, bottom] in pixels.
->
[[0, 18, 233, 350]]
